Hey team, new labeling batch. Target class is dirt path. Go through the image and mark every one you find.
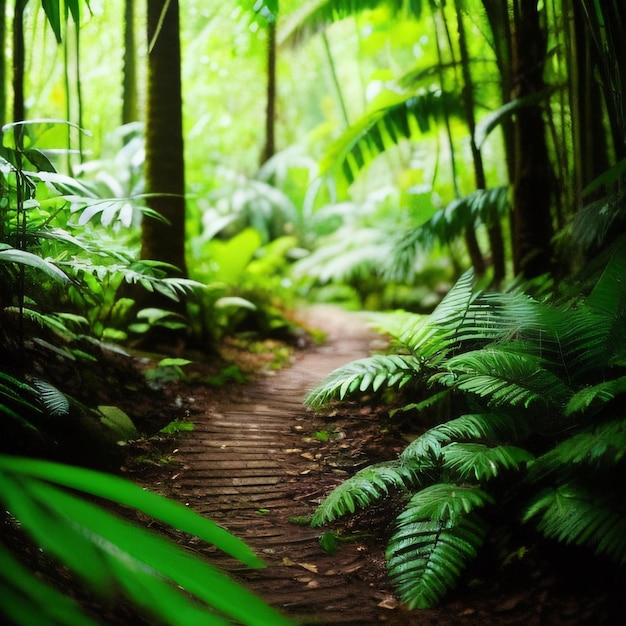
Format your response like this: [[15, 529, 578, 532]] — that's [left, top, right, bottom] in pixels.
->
[[168, 306, 420, 625], [163, 306, 614, 626]]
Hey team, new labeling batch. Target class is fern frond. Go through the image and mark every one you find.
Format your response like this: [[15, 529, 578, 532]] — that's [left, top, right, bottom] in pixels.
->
[[565, 376, 626, 416], [436, 346, 571, 408], [304, 353, 423, 409], [528, 418, 626, 479], [441, 443, 534, 481], [523, 483, 626, 565], [311, 460, 426, 526], [396, 483, 494, 523], [387, 188, 510, 278], [387, 512, 488, 609], [436, 412, 535, 445], [31, 378, 70, 416]]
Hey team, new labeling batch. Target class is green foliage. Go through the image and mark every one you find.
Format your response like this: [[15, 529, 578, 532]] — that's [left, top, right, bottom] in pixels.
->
[[307, 244, 626, 608], [0, 456, 293, 626], [1, 122, 293, 623]]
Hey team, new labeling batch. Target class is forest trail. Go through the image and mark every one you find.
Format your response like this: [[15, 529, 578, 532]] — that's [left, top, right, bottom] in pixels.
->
[[169, 306, 423, 625], [163, 306, 608, 626]]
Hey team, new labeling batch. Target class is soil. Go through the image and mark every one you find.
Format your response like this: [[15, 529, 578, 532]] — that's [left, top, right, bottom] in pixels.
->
[[4, 305, 624, 625]]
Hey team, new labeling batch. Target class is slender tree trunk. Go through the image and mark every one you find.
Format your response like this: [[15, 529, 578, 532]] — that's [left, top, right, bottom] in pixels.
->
[[455, 1, 505, 285], [122, 0, 138, 125], [141, 0, 187, 277], [0, 0, 6, 124], [510, 0, 554, 277], [431, 6, 485, 276], [12, 0, 27, 122], [260, 19, 276, 165]]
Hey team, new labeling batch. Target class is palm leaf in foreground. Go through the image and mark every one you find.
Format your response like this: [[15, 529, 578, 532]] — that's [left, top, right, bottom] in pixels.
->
[[0, 456, 293, 626]]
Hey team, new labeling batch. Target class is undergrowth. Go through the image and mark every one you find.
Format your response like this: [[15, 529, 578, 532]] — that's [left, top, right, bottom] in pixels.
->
[[305, 238, 626, 609]]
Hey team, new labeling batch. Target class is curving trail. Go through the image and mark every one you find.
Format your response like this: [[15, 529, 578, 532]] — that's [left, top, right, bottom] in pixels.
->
[[170, 306, 422, 625]]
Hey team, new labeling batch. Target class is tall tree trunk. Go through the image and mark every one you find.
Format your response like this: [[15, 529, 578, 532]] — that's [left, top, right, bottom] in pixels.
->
[[122, 0, 138, 125], [141, 0, 187, 277], [0, 0, 6, 124], [12, 0, 27, 122], [455, 1, 505, 285], [431, 6, 485, 276], [260, 19, 276, 165], [510, 0, 554, 277]]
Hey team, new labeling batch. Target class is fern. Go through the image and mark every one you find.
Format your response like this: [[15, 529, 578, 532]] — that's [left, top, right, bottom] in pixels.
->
[[31, 378, 70, 417], [304, 354, 423, 409], [311, 460, 426, 526], [441, 443, 533, 481], [387, 515, 487, 609], [565, 376, 626, 416], [528, 419, 626, 478], [436, 346, 571, 408], [523, 483, 626, 565], [386, 485, 492, 608], [387, 187, 510, 281]]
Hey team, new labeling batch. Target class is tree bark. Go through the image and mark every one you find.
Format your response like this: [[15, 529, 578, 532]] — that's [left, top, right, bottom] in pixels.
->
[[260, 19, 276, 165], [510, 0, 554, 277], [455, 1, 506, 285], [122, 0, 138, 125], [12, 0, 27, 122], [141, 0, 187, 277]]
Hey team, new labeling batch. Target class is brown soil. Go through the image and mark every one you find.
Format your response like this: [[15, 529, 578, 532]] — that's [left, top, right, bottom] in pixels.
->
[[123, 305, 621, 626]]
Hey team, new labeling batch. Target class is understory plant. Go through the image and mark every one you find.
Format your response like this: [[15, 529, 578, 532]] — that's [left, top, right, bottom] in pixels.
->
[[305, 239, 626, 609], [1, 122, 294, 624]]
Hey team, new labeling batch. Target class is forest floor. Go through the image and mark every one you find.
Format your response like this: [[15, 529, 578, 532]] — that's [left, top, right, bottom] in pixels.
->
[[120, 305, 620, 626]]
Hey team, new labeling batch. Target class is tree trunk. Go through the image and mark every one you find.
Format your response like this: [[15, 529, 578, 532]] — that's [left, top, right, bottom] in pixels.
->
[[0, 0, 6, 124], [455, 1, 506, 286], [141, 0, 187, 277], [12, 0, 27, 122], [510, 0, 554, 277], [260, 19, 276, 165], [122, 0, 138, 125]]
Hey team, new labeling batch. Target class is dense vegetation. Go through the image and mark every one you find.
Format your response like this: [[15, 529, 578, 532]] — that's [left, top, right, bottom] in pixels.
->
[[1, 0, 625, 623]]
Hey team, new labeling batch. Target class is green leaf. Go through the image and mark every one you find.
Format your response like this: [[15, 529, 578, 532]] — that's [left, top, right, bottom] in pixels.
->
[[0, 248, 69, 282], [0, 544, 98, 626], [523, 483, 626, 565], [397, 484, 494, 524], [98, 405, 138, 440], [304, 354, 422, 409], [312, 461, 424, 526], [387, 512, 487, 608], [0, 457, 264, 569], [441, 443, 534, 481]]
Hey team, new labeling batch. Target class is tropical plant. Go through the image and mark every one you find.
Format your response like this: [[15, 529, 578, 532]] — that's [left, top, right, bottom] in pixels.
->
[[1, 120, 294, 625], [0, 455, 294, 626], [305, 238, 626, 608]]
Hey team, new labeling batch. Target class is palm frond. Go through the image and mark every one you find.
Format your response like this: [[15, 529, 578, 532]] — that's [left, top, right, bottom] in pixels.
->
[[304, 353, 423, 409], [311, 460, 426, 526], [565, 376, 626, 416], [523, 483, 626, 565], [319, 88, 464, 183], [441, 443, 533, 481], [387, 511, 488, 608], [386, 187, 510, 281], [279, 0, 424, 45]]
